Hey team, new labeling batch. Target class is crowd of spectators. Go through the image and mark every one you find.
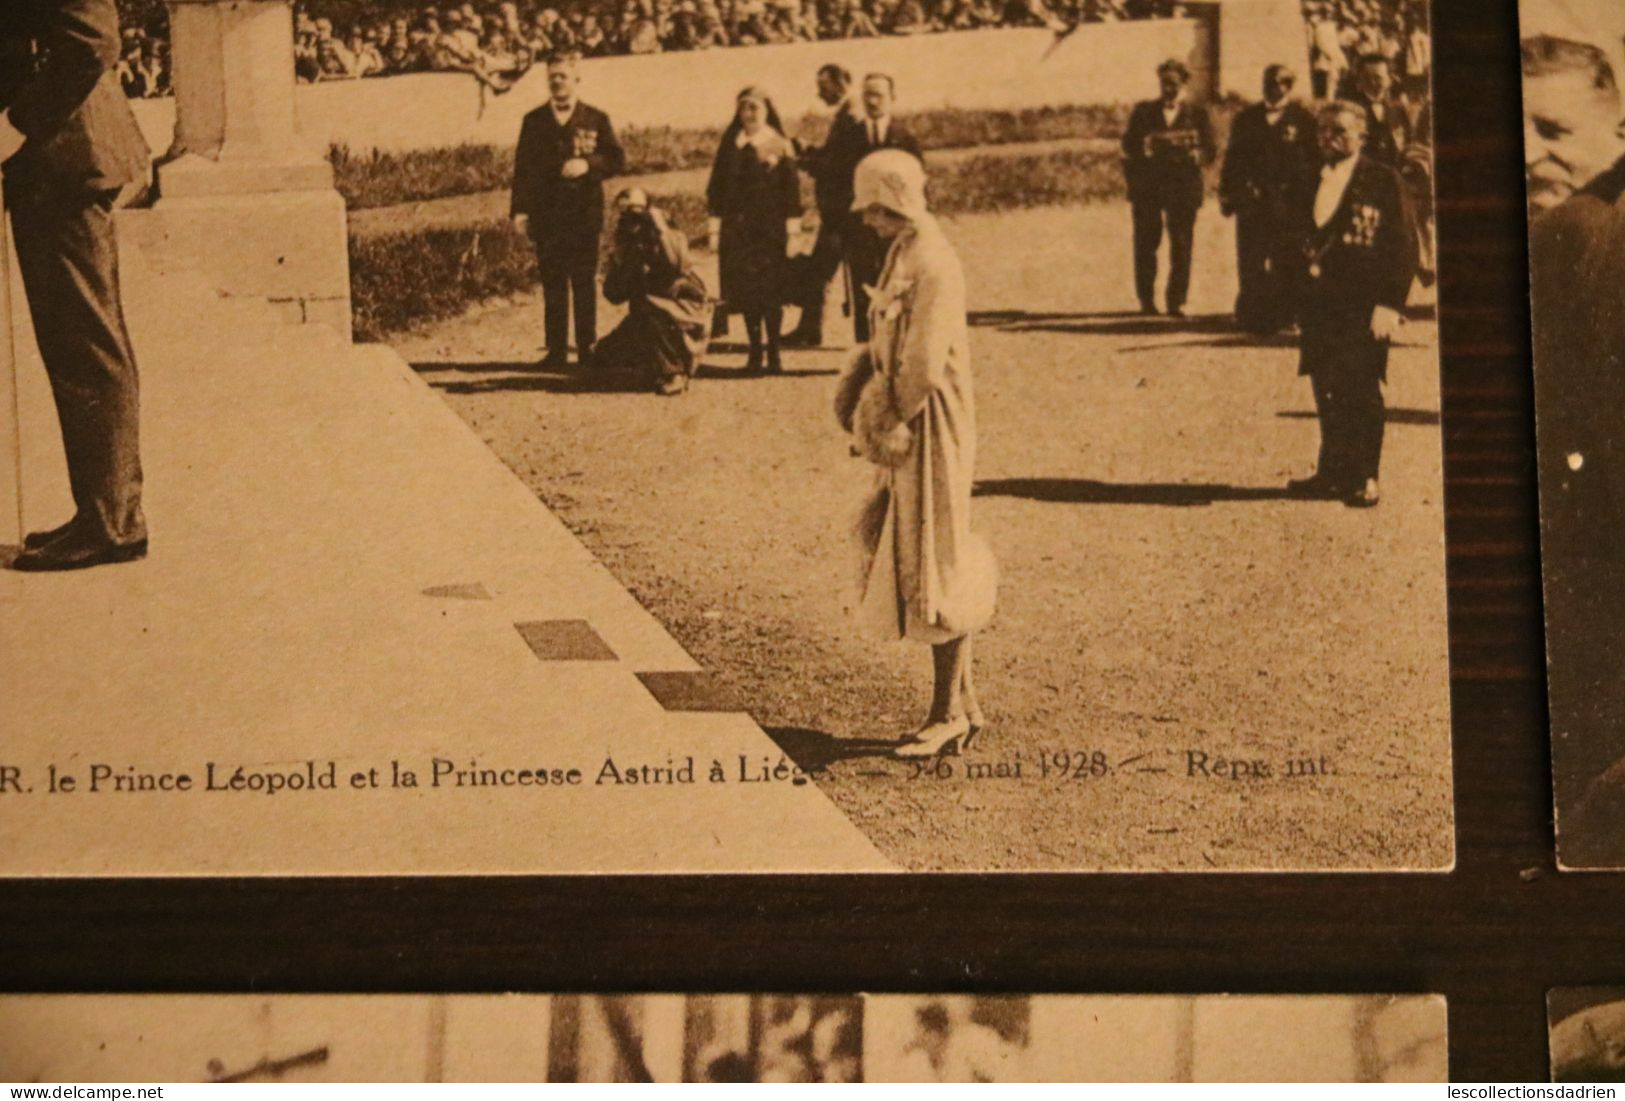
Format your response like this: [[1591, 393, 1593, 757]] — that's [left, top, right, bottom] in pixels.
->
[[1306, 0, 1430, 99], [112, 0, 1427, 94], [280, 0, 1157, 88], [117, 24, 172, 98]]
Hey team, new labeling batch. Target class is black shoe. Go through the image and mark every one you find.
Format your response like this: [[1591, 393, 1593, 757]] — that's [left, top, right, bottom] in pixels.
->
[[782, 326, 821, 348], [538, 353, 568, 370], [576, 350, 598, 371], [744, 348, 764, 375], [1287, 472, 1342, 499], [765, 347, 783, 374], [21, 517, 80, 551], [1166, 304, 1186, 319], [12, 534, 148, 572], [1139, 301, 1159, 316]]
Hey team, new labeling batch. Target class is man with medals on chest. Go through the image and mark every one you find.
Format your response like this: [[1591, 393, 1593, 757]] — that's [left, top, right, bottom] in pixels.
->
[[1288, 100, 1418, 509], [1121, 58, 1216, 319], [511, 52, 626, 369], [1219, 64, 1318, 335]]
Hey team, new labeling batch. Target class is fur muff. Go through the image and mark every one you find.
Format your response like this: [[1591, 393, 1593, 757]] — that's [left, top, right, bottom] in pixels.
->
[[854, 373, 914, 467], [834, 346, 874, 434]]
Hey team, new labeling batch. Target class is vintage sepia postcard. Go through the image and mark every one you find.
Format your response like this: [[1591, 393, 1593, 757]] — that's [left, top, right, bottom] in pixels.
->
[[0, 0, 1451, 873], [1549, 989, 1625, 1082], [1520, 0, 1625, 870], [0, 993, 1448, 1082]]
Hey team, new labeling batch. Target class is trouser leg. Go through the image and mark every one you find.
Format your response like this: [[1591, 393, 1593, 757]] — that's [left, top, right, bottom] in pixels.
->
[[570, 252, 598, 355], [845, 220, 882, 343], [796, 219, 843, 336], [1307, 369, 1342, 484], [537, 251, 570, 357], [764, 305, 783, 370], [8, 183, 146, 546], [1233, 210, 1271, 329], [1131, 201, 1163, 308], [1166, 203, 1197, 312], [1348, 345, 1389, 483]]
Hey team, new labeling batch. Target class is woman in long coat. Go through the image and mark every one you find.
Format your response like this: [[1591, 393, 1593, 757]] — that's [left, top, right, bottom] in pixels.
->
[[706, 86, 802, 373], [834, 149, 996, 758]]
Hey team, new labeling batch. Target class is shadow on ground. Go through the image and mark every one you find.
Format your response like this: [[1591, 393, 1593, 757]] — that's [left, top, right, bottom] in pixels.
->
[[765, 726, 900, 772], [970, 309, 1239, 337], [972, 309, 1438, 355], [414, 359, 836, 394], [974, 477, 1295, 507], [1278, 407, 1441, 427]]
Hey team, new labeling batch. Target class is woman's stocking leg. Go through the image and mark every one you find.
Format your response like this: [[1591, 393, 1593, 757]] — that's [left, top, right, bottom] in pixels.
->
[[929, 636, 969, 726]]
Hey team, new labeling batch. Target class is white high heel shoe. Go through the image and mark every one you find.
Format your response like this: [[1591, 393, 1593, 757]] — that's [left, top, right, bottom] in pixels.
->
[[893, 715, 972, 759]]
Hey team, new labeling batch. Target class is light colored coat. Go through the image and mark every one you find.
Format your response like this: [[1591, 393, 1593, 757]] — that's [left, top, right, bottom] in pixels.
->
[[849, 217, 996, 643]]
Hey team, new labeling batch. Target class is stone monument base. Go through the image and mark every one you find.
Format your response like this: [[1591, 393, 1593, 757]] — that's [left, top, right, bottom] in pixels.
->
[[130, 183, 351, 340]]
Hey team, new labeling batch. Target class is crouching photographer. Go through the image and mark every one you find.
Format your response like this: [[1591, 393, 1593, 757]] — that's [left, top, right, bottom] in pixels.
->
[[594, 188, 713, 395]]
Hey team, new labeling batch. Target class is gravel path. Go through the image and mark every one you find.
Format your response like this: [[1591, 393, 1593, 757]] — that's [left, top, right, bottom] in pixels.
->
[[393, 201, 1454, 872]]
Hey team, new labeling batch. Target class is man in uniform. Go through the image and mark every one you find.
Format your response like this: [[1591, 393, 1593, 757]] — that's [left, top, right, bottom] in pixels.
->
[[2, 0, 152, 572], [819, 72, 922, 342], [1288, 100, 1417, 509], [511, 52, 625, 369], [1219, 64, 1318, 334], [786, 63, 862, 347], [1121, 58, 1215, 318], [1347, 52, 1413, 168], [1521, 1, 1625, 867]]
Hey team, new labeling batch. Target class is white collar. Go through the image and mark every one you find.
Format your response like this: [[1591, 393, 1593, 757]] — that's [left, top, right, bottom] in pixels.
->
[[1314, 155, 1358, 226], [1321, 154, 1358, 180], [734, 125, 779, 151]]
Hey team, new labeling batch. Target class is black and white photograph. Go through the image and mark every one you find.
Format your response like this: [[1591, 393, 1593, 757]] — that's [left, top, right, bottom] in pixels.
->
[[1519, 0, 1625, 871], [0, 0, 1451, 874], [0, 992, 1449, 1082]]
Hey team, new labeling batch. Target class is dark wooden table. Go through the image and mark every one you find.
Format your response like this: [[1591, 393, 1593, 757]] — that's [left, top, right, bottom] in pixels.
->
[[1, 0, 1604, 1082]]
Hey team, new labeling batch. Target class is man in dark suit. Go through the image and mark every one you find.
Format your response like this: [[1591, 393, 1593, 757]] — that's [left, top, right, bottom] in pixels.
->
[[819, 71, 922, 341], [1121, 58, 1216, 318], [1522, 24, 1625, 867], [3, 0, 151, 572], [1348, 53, 1413, 169], [785, 63, 861, 347], [1218, 64, 1318, 335], [1530, 154, 1625, 867], [511, 52, 625, 368], [1288, 100, 1418, 509]]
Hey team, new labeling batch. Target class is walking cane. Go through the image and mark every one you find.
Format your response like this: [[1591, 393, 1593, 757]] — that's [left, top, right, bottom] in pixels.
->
[[0, 167, 22, 547]]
